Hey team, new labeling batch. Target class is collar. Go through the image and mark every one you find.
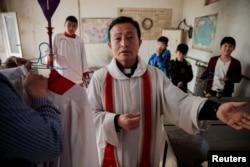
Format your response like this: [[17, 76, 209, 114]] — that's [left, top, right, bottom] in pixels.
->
[[108, 57, 147, 80], [64, 32, 76, 38], [117, 62, 138, 77]]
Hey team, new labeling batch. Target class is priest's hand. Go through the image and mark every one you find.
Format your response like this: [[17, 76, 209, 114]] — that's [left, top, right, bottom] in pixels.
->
[[216, 102, 250, 130], [118, 112, 140, 131]]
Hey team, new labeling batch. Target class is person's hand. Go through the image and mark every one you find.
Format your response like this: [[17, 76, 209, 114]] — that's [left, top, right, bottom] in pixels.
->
[[156, 47, 163, 56], [177, 81, 183, 88], [22, 72, 48, 99], [78, 77, 87, 88], [81, 76, 88, 87], [5, 56, 30, 69], [24, 61, 32, 71], [219, 77, 229, 82], [216, 102, 250, 130], [196, 77, 203, 82], [117, 112, 140, 131]]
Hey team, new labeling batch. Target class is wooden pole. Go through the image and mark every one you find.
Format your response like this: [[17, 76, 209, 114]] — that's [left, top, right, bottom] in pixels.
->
[[46, 19, 54, 69]]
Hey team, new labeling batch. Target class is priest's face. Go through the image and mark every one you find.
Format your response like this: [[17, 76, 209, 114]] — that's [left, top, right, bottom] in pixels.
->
[[108, 23, 142, 68]]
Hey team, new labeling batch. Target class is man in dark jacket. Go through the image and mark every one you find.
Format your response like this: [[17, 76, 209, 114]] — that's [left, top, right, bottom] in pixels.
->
[[169, 43, 193, 93], [197, 37, 241, 97]]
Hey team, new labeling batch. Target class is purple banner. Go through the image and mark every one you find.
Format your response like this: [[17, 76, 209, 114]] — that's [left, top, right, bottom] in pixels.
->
[[38, 0, 60, 21]]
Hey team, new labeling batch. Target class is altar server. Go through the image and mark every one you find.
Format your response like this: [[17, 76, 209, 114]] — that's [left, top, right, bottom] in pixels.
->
[[52, 15, 89, 86]]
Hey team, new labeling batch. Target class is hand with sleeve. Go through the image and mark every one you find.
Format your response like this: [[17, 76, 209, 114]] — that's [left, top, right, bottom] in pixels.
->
[[117, 112, 140, 131], [4, 56, 31, 69], [22, 72, 48, 99], [177, 81, 183, 88], [156, 47, 163, 56], [0, 72, 63, 163], [216, 102, 250, 130]]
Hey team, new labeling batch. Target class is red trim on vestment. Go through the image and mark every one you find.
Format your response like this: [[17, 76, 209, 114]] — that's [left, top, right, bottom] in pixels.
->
[[139, 70, 152, 167], [104, 72, 114, 112], [64, 31, 76, 38], [102, 72, 118, 167], [102, 70, 152, 167], [48, 70, 75, 95]]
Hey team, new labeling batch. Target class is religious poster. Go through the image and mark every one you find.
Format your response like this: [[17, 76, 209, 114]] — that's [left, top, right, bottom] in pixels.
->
[[192, 14, 217, 52], [117, 8, 172, 40], [81, 18, 114, 44]]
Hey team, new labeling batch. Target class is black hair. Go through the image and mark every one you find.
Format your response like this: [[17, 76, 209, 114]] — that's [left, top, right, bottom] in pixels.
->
[[220, 36, 236, 47], [108, 16, 141, 42], [65, 15, 78, 24], [157, 36, 169, 45], [176, 43, 189, 55]]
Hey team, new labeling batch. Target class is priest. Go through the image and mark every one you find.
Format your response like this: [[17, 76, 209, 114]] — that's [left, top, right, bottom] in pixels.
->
[[87, 16, 250, 167]]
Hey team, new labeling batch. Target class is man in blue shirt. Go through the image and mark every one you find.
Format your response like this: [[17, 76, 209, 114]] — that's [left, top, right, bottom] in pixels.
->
[[148, 36, 171, 78], [0, 57, 63, 167]]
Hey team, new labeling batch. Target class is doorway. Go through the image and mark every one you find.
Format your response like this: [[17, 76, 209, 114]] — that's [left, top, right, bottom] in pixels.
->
[[1, 12, 22, 58]]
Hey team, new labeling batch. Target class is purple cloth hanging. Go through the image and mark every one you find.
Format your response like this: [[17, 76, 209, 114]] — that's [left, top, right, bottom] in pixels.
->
[[38, 0, 60, 21]]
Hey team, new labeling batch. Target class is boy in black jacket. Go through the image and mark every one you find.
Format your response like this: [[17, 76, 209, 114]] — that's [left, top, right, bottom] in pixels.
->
[[169, 43, 193, 93]]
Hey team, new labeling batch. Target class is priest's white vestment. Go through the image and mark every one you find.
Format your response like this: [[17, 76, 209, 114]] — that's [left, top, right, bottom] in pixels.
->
[[87, 57, 208, 167]]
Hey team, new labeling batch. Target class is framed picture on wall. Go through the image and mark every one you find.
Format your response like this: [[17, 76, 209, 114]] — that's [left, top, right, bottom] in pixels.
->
[[192, 14, 217, 52], [204, 0, 220, 6], [81, 18, 114, 44], [117, 7, 172, 40]]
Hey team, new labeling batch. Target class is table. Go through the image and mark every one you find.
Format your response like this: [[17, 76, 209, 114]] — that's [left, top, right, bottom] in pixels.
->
[[164, 97, 250, 167], [165, 125, 250, 167]]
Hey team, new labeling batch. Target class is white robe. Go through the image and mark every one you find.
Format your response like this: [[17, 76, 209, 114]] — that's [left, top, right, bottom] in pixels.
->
[[0, 67, 99, 167], [46, 70, 99, 167], [87, 57, 208, 167], [53, 33, 89, 84]]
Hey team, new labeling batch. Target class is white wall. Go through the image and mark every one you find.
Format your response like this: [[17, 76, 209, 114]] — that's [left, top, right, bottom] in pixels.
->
[[3, 0, 183, 67], [80, 0, 184, 67]]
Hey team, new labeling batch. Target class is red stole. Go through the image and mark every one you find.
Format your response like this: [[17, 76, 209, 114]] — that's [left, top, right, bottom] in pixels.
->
[[102, 70, 152, 167], [139, 70, 152, 167]]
